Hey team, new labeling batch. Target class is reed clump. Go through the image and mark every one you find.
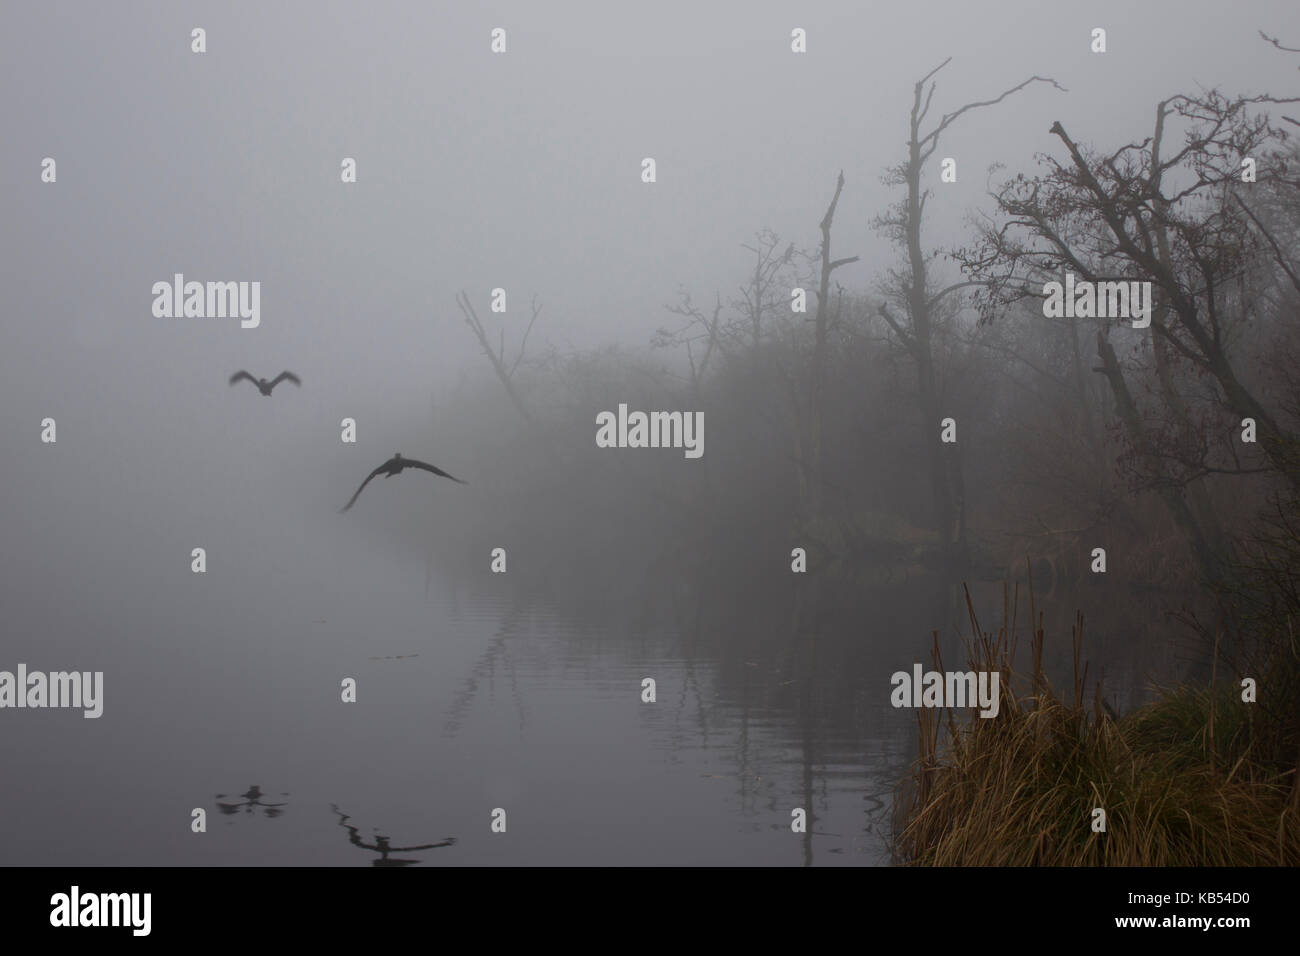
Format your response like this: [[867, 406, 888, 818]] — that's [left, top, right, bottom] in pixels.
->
[[893, 585, 1300, 866]]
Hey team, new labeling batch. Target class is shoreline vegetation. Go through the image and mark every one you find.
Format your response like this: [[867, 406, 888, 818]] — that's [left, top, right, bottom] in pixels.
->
[[892, 585, 1300, 866]]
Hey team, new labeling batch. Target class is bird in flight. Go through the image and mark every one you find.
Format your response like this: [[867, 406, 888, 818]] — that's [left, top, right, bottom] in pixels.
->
[[229, 370, 301, 396], [340, 452, 467, 512]]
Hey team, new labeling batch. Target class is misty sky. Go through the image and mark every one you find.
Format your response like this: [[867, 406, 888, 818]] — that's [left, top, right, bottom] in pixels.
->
[[4, 1, 1297, 397]]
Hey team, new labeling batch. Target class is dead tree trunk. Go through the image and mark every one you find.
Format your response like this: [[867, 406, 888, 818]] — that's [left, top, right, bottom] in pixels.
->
[[807, 172, 858, 524], [1095, 331, 1237, 675], [877, 60, 1063, 577], [455, 290, 540, 428]]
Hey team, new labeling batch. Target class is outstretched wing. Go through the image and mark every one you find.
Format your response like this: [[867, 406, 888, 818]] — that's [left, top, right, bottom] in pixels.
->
[[405, 458, 468, 485], [339, 464, 387, 513], [388, 839, 455, 852], [228, 371, 257, 387], [269, 371, 301, 390]]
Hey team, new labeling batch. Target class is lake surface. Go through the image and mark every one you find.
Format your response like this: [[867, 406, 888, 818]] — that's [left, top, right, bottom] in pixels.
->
[[0, 480, 915, 865]]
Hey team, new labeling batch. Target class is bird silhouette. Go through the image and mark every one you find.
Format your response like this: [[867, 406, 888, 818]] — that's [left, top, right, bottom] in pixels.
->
[[229, 370, 301, 396], [340, 452, 467, 513]]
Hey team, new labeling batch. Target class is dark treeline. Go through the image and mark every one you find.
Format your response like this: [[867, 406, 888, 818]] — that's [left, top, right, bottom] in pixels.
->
[[402, 45, 1300, 722]]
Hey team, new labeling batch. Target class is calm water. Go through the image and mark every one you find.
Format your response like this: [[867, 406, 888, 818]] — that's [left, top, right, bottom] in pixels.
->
[[0, 493, 914, 865]]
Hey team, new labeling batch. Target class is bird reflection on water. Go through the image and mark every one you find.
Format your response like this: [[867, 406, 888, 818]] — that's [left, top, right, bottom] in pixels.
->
[[331, 804, 456, 867], [215, 785, 290, 818]]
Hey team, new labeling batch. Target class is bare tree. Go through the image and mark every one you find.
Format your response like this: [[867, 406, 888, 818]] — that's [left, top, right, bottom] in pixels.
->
[[734, 228, 796, 348], [964, 90, 1300, 492], [875, 58, 1064, 574], [455, 290, 543, 427], [800, 171, 858, 522], [958, 87, 1300, 669], [655, 287, 725, 403]]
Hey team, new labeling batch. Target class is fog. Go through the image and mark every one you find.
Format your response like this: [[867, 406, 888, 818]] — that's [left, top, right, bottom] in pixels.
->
[[1, 0, 1297, 865]]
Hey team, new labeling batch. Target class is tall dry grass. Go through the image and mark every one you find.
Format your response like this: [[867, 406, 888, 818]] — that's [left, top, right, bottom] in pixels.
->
[[893, 583, 1300, 866]]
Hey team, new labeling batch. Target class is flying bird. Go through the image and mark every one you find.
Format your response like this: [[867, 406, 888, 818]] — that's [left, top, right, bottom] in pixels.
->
[[340, 452, 467, 513], [229, 370, 301, 396]]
